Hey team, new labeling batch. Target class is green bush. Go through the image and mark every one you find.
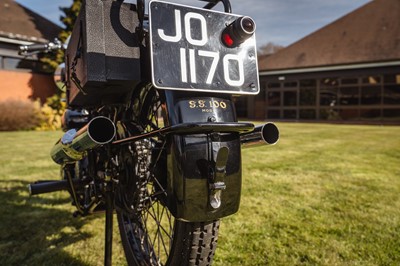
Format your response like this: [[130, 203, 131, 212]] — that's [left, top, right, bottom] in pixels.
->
[[36, 94, 66, 131], [0, 96, 66, 131], [0, 99, 41, 131]]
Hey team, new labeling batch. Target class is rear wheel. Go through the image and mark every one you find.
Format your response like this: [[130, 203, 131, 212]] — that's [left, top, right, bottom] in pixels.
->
[[116, 85, 220, 265]]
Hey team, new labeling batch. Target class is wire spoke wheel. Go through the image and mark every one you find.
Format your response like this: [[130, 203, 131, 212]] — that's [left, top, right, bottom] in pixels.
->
[[116, 86, 220, 266]]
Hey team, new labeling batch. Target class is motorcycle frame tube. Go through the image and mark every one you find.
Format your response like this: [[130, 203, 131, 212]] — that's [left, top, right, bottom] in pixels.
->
[[162, 90, 242, 222]]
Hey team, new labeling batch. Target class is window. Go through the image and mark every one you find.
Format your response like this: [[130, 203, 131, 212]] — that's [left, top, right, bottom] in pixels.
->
[[3, 57, 21, 69], [1, 56, 48, 73], [383, 109, 400, 120], [267, 110, 280, 119], [320, 108, 340, 120], [268, 83, 281, 89], [383, 85, 400, 104], [341, 78, 358, 85], [300, 88, 316, 106], [321, 78, 338, 87], [360, 109, 381, 119], [339, 87, 359, 105], [361, 86, 381, 105], [300, 79, 316, 88], [300, 79, 316, 106], [320, 78, 338, 106], [283, 81, 298, 88], [284, 91, 297, 106], [320, 87, 338, 106], [299, 109, 316, 119], [362, 76, 381, 85], [384, 74, 400, 84], [283, 110, 296, 119], [261, 73, 400, 123], [267, 91, 280, 106]]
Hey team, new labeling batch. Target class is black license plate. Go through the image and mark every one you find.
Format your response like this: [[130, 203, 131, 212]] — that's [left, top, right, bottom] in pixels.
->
[[149, 0, 259, 94]]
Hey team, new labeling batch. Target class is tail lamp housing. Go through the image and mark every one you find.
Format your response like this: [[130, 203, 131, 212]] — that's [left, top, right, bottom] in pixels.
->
[[221, 16, 256, 48]]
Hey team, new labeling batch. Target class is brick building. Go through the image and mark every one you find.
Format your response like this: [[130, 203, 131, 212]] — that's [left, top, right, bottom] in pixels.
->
[[0, 0, 61, 102], [243, 0, 400, 124]]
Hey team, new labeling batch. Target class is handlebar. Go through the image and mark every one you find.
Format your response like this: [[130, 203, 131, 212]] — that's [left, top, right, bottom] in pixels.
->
[[19, 39, 62, 55]]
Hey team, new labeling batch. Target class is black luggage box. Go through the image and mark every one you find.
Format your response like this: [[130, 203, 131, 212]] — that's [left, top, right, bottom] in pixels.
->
[[66, 0, 141, 107]]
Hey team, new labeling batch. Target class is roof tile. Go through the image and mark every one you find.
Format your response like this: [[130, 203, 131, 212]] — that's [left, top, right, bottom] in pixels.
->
[[259, 0, 400, 71], [0, 0, 61, 42]]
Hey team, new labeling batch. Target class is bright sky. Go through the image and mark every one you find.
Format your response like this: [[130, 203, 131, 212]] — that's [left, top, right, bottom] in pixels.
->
[[15, 0, 371, 47]]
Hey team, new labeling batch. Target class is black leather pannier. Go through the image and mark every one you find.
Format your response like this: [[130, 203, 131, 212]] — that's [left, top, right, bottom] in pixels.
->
[[66, 0, 141, 107]]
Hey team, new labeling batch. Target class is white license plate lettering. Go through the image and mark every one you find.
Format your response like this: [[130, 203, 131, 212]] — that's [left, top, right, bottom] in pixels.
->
[[149, 0, 259, 94]]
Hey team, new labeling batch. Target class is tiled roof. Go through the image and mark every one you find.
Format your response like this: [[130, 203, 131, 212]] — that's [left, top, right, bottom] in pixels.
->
[[259, 0, 400, 71], [0, 0, 61, 43]]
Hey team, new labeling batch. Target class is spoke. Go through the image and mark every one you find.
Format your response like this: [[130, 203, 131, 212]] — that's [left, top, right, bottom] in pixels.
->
[[145, 208, 173, 239], [120, 88, 173, 265], [148, 201, 172, 256], [149, 200, 160, 257], [152, 202, 170, 258], [140, 197, 157, 259]]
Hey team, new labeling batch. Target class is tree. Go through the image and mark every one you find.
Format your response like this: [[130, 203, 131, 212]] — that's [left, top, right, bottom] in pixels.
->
[[58, 0, 82, 43], [41, 0, 82, 71], [257, 42, 284, 56], [38, 0, 82, 124]]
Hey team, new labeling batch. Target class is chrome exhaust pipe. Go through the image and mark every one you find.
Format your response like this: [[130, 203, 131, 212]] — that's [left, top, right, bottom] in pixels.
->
[[51, 116, 116, 164], [240, 122, 279, 148]]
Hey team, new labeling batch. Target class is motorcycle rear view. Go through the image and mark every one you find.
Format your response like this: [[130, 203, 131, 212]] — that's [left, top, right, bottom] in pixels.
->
[[22, 0, 279, 265]]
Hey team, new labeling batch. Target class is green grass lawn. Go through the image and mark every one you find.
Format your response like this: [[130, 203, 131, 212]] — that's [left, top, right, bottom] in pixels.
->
[[0, 123, 399, 265]]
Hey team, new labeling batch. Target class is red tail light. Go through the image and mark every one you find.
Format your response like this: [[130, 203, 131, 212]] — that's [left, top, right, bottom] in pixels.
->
[[221, 16, 256, 48]]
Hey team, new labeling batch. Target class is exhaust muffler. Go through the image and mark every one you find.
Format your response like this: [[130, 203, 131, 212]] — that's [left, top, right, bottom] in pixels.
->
[[240, 122, 279, 148], [51, 116, 116, 164]]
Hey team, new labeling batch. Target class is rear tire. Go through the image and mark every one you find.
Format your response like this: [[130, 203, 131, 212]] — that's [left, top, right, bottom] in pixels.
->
[[116, 85, 220, 265], [166, 220, 220, 266], [118, 215, 220, 266]]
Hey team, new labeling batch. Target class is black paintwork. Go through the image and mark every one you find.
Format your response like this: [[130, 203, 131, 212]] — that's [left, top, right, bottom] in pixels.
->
[[164, 91, 242, 221]]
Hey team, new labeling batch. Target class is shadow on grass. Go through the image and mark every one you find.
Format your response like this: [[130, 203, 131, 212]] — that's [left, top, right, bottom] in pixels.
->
[[0, 179, 96, 266]]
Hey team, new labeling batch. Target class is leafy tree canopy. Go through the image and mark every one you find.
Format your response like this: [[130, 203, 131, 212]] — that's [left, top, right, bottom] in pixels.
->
[[41, 0, 82, 71]]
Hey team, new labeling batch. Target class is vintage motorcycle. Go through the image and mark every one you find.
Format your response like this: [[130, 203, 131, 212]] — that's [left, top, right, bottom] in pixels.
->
[[20, 0, 279, 265]]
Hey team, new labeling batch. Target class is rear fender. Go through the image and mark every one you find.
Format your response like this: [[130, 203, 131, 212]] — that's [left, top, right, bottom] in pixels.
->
[[163, 91, 242, 222]]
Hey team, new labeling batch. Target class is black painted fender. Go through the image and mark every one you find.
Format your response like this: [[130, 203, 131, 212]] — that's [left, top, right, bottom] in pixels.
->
[[163, 91, 242, 222]]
